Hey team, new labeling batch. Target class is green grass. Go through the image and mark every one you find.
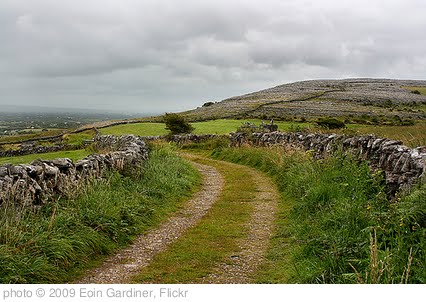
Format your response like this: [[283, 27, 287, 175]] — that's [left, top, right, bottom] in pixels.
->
[[403, 86, 426, 95], [100, 119, 426, 147], [100, 119, 312, 136], [211, 146, 426, 283], [0, 130, 63, 144], [100, 123, 168, 136], [0, 145, 201, 283], [337, 122, 426, 147], [62, 129, 97, 146], [132, 154, 257, 283], [0, 149, 91, 165]]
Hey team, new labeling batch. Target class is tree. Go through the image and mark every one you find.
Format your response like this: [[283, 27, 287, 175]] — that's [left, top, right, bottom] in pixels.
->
[[163, 113, 194, 135]]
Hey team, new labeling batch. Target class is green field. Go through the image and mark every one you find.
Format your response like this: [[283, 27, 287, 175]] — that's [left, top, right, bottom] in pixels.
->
[[100, 119, 426, 147], [404, 86, 426, 95], [0, 149, 91, 165], [100, 119, 311, 136]]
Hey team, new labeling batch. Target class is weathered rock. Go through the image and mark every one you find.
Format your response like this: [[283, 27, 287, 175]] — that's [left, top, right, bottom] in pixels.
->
[[0, 135, 149, 208]]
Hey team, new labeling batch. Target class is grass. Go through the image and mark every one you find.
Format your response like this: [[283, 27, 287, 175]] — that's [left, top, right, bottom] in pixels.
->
[[210, 145, 426, 283], [99, 119, 426, 147], [0, 149, 91, 165], [0, 144, 201, 283], [337, 122, 426, 147], [100, 119, 312, 136], [132, 154, 257, 283], [403, 86, 426, 95], [0, 130, 63, 144], [62, 130, 97, 146]]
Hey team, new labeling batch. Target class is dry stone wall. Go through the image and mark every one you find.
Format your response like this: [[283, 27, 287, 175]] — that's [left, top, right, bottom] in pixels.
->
[[0, 135, 148, 208], [231, 132, 426, 194]]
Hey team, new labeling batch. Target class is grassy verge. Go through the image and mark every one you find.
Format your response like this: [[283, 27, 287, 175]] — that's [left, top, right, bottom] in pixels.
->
[[132, 154, 256, 283], [0, 145, 201, 283], [211, 146, 426, 283], [0, 149, 91, 165]]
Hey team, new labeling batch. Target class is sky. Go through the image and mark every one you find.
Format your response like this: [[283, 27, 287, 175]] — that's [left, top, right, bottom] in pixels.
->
[[1, 0, 425, 114]]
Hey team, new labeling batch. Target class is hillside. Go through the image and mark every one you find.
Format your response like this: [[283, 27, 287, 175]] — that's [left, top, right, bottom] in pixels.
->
[[181, 78, 426, 121]]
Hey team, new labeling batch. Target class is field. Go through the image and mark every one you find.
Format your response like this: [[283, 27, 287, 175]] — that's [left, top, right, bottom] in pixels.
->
[[404, 86, 426, 95], [99, 119, 426, 147], [100, 119, 311, 136], [0, 149, 91, 165]]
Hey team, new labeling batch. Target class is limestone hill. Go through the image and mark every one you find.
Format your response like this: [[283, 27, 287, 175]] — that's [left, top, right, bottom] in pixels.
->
[[181, 78, 426, 121]]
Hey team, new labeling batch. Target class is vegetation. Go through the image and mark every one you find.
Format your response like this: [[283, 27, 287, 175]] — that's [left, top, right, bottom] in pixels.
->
[[0, 149, 91, 165], [133, 154, 256, 283], [210, 146, 425, 283], [404, 86, 426, 96], [316, 118, 346, 129], [62, 129, 97, 146], [100, 123, 168, 137], [0, 145, 201, 283], [163, 113, 194, 135]]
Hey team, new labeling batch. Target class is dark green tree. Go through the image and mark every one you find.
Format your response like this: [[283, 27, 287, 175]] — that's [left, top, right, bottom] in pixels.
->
[[163, 113, 194, 135]]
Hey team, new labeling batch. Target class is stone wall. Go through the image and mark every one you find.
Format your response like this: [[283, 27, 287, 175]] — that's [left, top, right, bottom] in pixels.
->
[[231, 132, 426, 194], [0, 135, 148, 208], [0, 143, 73, 158]]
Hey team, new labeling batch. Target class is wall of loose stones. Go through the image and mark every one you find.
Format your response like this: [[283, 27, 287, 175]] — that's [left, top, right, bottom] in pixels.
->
[[138, 132, 425, 194], [0, 135, 148, 208], [230, 132, 426, 194]]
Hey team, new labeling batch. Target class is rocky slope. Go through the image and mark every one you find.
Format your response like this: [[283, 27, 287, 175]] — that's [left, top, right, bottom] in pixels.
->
[[181, 78, 426, 121]]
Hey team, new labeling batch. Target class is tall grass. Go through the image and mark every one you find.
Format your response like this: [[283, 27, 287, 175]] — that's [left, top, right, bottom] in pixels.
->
[[0, 145, 200, 283], [211, 146, 426, 283]]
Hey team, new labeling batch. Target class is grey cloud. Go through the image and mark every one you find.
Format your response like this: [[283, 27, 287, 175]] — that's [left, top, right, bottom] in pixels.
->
[[0, 0, 425, 113]]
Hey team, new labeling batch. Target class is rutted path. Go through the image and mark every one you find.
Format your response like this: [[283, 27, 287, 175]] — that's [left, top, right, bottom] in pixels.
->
[[77, 154, 280, 284], [76, 161, 223, 284]]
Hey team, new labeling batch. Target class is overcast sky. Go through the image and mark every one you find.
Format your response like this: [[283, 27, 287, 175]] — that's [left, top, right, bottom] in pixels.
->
[[1, 0, 425, 114]]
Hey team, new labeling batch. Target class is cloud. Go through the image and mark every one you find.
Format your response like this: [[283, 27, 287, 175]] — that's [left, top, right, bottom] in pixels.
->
[[0, 0, 425, 113]]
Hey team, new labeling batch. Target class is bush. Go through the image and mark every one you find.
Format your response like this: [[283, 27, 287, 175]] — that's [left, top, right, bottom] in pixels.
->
[[316, 118, 346, 129], [163, 113, 194, 135], [202, 102, 215, 107], [411, 90, 421, 95]]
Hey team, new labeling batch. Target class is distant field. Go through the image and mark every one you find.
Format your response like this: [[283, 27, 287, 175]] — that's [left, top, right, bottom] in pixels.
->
[[404, 86, 426, 95], [0, 129, 63, 144], [101, 119, 312, 136], [99, 119, 426, 147], [0, 149, 91, 165], [100, 123, 168, 136]]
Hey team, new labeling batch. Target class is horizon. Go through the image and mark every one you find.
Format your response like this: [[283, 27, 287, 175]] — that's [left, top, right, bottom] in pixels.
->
[[1, 0, 426, 113]]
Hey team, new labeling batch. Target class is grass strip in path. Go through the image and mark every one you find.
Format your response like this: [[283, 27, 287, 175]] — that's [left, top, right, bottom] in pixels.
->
[[133, 153, 279, 283]]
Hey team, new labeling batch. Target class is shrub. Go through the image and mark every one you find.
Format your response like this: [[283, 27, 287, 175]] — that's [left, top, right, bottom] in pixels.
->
[[411, 90, 421, 95], [316, 118, 346, 129], [202, 102, 215, 107], [163, 113, 194, 135]]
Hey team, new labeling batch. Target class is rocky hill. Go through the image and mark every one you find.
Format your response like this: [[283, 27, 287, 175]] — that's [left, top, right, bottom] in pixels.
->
[[181, 78, 426, 121]]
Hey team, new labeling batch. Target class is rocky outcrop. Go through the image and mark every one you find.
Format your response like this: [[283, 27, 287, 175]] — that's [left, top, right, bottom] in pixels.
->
[[231, 132, 426, 194], [0, 135, 148, 208]]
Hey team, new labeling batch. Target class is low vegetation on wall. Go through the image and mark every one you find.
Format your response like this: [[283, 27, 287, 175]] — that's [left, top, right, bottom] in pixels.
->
[[231, 132, 426, 194]]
